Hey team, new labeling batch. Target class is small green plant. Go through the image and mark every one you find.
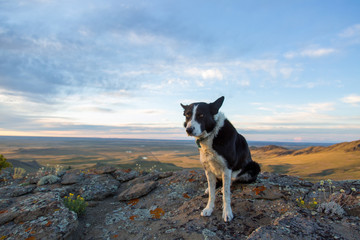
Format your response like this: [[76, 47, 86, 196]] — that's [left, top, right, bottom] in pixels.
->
[[296, 197, 318, 209], [63, 193, 88, 215], [0, 154, 12, 171], [13, 167, 26, 179]]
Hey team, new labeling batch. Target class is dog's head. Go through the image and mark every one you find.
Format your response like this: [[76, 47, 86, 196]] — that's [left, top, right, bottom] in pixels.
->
[[180, 96, 224, 137]]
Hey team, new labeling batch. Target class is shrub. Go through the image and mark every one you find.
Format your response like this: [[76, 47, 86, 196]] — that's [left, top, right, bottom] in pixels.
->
[[0, 154, 12, 171], [13, 167, 26, 179], [63, 193, 87, 215]]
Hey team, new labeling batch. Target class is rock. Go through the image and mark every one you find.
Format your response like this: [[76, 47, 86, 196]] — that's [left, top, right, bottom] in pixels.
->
[[0, 185, 36, 198], [117, 181, 157, 201], [240, 184, 285, 200], [11, 185, 36, 197], [344, 205, 360, 217], [79, 174, 120, 201], [158, 171, 173, 179], [247, 211, 359, 240], [124, 172, 161, 187], [317, 201, 345, 217], [37, 175, 60, 186], [0, 192, 78, 239], [1, 169, 359, 239], [61, 172, 83, 185], [0, 211, 19, 225], [111, 169, 139, 182], [93, 166, 117, 174]]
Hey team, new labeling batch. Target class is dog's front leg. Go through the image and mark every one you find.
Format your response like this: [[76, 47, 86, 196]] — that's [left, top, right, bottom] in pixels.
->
[[201, 170, 216, 217], [222, 169, 234, 222]]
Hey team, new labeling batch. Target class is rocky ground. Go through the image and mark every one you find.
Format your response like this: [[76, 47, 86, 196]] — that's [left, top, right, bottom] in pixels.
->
[[1, 166, 360, 240]]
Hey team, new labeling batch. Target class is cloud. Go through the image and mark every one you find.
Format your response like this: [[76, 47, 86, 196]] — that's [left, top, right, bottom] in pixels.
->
[[301, 48, 336, 57], [339, 24, 360, 38], [185, 68, 223, 80], [232, 100, 360, 142], [341, 94, 360, 106], [236, 102, 337, 129], [234, 59, 278, 77], [284, 48, 336, 59]]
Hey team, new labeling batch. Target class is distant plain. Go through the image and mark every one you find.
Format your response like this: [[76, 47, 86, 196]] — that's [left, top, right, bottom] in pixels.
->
[[1, 136, 359, 182]]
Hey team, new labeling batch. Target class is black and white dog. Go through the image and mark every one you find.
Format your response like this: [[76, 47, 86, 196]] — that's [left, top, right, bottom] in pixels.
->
[[181, 96, 260, 222]]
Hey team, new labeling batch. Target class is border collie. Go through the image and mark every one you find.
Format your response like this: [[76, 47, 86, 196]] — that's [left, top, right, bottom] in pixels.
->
[[181, 96, 260, 222]]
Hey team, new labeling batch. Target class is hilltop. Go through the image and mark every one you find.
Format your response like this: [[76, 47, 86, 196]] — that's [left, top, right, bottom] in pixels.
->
[[251, 140, 360, 155], [252, 140, 360, 181], [0, 166, 360, 239]]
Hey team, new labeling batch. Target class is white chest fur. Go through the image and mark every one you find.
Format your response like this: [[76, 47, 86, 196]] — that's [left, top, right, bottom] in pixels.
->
[[199, 143, 227, 178], [197, 112, 228, 178]]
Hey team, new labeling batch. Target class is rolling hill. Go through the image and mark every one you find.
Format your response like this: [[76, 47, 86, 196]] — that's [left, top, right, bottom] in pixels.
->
[[1, 136, 359, 181], [252, 140, 360, 181]]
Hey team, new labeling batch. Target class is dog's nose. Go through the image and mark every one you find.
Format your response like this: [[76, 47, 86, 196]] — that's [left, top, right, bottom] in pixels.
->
[[186, 127, 194, 135]]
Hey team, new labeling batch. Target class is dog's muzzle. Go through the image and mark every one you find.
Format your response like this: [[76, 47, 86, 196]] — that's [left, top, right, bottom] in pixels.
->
[[186, 126, 195, 136]]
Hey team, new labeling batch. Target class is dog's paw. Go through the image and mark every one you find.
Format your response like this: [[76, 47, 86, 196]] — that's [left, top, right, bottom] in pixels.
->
[[201, 207, 213, 217], [222, 208, 234, 222]]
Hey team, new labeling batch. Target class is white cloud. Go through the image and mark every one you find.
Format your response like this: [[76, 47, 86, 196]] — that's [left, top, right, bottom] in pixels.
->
[[283, 51, 297, 59], [303, 102, 335, 113], [284, 48, 336, 59], [185, 68, 223, 80], [239, 79, 250, 86], [339, 24, 360, 38], [300, 48, 336, 57], [234, 59, 278, 77], [29, 37, 63, 50], [279, 67, 294, 79], [341, 94, 360, 106]]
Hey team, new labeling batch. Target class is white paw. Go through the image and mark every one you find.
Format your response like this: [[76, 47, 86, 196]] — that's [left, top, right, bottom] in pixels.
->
[[222, 208, 234, 222], [201, 207, 213, 217]]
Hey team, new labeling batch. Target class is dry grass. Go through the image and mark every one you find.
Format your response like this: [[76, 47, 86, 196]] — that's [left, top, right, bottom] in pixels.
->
[[2, 137, 359, 181], [253, 140, 360, 181]]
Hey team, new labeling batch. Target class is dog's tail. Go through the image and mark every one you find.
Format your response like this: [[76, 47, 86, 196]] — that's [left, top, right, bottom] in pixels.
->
[[234, 161, 261, 183]]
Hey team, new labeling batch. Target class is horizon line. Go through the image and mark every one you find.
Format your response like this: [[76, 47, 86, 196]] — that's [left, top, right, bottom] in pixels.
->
[[0, 135, 343, 144]]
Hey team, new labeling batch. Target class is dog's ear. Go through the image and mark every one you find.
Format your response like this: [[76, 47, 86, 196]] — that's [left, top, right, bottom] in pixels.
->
[[180, 103, 188, 110], [210, 96, 224, 115]]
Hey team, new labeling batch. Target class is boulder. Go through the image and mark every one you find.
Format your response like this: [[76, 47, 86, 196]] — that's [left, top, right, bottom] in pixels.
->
[[117, 181, 157, 201], [61, 172, 83, 185], [93, 166, 117, 174], [79, 174, 120, 201], [111, 169, 139, 182]]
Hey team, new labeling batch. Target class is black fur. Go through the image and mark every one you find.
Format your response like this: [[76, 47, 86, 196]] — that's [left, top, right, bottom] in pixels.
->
[[212, 119, 260, 183]]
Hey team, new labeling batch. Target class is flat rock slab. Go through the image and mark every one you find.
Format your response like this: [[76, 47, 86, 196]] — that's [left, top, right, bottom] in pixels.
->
[[111, 169, 139, 182], [117, 181, 157, 201], [79, 174, 120, 201], [61, 172, 83, 185]]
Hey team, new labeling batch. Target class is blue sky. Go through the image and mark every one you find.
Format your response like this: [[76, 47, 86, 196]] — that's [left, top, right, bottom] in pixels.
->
[[0, 0, 359, 142]]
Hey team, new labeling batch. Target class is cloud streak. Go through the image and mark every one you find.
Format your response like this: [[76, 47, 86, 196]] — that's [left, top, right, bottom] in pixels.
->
[[341, 94, 360, 106], [284, 48, 336, 59]]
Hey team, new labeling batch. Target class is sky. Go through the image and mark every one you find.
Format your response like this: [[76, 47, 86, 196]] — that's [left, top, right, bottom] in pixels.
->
[[0, 0, 360, 143]]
